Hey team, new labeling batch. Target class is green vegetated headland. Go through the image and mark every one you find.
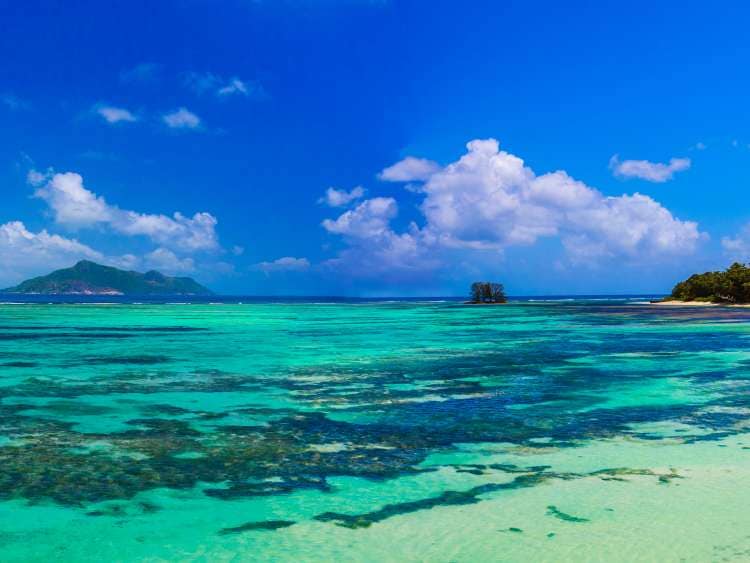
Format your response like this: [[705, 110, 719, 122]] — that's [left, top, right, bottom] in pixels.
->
[[669, 262, 750, 303]]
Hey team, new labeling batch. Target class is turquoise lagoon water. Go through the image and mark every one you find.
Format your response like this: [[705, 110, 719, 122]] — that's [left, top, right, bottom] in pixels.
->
[[0, 298, 749, 561]]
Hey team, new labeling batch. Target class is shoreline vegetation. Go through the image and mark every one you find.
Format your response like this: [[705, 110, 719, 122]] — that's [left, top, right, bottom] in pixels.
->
[[653, 262, 750, 306]]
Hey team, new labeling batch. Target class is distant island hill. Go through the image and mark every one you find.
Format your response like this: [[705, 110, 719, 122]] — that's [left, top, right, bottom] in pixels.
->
[[2, 260, 212, 296], [659, 262, 750, 305]]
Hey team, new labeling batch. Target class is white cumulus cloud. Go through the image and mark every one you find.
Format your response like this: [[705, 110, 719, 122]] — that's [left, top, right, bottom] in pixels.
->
[[323, 139, 703, 277], [162, 107, 201, 129], [379, 156, 440, 182], [143, 248, 196, 274], [609, 154, 691, 182], [721, 224, 750, 261], [322, 197, 435, 277], [30, 170, 110, 226], [318, 186, 365, 207], [322, 197, 398, 238], [30, 170, 220, 252]]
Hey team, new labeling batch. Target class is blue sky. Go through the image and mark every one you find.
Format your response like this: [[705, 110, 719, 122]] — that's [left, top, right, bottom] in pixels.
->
[[3, 0, 750, 295]]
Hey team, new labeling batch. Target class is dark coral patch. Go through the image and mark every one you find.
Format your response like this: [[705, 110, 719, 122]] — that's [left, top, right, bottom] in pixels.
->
[[218, 520, 295, 535], [313, 475, 552, 528], [205, 476, 331, 500], [35, 401, 116, 416], [546, 505, 589, 523], [0, 300, 744, 514], [83, 355, 171, 365], [0, 332, 137, 340]]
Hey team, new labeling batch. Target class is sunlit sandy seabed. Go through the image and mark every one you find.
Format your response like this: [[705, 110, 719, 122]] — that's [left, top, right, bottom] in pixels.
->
[[1, 299, 749, 562]]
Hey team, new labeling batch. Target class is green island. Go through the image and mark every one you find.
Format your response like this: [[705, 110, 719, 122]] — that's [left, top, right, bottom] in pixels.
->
[[666, 262, 750, 304], [467, 281, 508, 304], [1, 260, 212, 296]]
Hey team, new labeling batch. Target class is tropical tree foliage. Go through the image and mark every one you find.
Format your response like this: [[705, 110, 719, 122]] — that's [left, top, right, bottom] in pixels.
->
[[670, 262, 750, 303], [470, 281, 507, 303]]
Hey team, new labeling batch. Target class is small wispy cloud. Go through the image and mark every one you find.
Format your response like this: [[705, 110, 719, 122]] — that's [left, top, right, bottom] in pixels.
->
[[120, 62, 161, 83], [217, 78, 251, 97], [95, 105, 138, 124], [162, 107, 201, 130], [609, 154, 691, 183], [2, 93, 30, 111], [183, 72, 267, 100], [254, 256, 310, 274], [79, 150, 120, 161]]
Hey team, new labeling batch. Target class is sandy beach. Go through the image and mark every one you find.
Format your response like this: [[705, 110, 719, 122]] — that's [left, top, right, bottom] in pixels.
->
[[652, 300, 750, 308]]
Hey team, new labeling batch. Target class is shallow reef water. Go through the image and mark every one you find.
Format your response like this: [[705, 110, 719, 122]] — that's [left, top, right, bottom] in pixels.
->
[[0, 300, 749, 561]]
